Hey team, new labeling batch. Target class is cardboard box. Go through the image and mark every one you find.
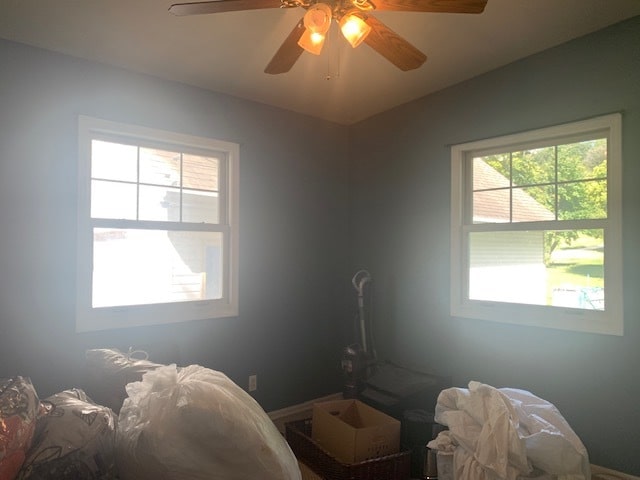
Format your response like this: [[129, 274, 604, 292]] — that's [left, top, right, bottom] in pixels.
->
[[311, 399, 400, 464]]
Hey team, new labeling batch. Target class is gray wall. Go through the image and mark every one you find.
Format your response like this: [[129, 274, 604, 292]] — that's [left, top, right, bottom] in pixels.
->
[[0, 38, 352, 410], [2, 14, 639, 475], [349, 16, 640, 474]]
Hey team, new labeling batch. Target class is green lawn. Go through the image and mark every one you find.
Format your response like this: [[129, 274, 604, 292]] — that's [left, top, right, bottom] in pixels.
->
[[546, 240, 604, 303]]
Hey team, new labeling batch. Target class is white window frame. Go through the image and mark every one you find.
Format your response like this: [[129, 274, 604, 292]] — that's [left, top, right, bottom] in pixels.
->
[[76, 116, 239, 332], [450, 114, 623, 335]]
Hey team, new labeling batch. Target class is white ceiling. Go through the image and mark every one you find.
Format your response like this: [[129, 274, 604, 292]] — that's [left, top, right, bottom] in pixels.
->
[[1, 0, 639, 124]]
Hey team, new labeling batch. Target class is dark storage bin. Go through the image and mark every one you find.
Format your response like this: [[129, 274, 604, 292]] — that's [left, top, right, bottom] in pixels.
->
[[285, 419, 411, 480]]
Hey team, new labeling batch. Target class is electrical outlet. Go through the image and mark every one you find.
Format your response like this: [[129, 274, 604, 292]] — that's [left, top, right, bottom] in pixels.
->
[[248, 374, 257, 392]]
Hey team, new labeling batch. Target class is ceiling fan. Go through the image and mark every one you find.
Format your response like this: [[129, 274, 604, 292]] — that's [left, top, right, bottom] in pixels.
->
[[169, 0, 488, 74]]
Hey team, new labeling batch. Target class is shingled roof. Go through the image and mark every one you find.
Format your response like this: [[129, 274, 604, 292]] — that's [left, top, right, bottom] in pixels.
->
[[472, 159, 555, 223]]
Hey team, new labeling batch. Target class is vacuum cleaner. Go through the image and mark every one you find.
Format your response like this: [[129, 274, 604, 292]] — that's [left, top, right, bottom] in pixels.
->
[[341, 270, 450, 478], [340, 269, 375, 399], [341, 269, 446, 409]]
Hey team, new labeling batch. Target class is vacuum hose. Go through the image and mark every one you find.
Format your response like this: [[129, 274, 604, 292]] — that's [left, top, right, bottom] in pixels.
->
[[351, 270, 371, 354]]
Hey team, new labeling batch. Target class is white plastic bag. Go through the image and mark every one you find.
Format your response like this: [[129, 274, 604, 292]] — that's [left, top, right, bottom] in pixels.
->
[[116, 364, 302, 480], [85, 348, 163, 413]]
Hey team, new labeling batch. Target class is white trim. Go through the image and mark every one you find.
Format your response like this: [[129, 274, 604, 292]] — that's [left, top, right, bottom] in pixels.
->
[[76, 116, 239, 332], [450, 114, 623, 335]]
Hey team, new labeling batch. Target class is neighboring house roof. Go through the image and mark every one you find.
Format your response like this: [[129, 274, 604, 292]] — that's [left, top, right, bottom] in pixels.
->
[[472, 159, 555, 223], [143, 148, 219, 192]]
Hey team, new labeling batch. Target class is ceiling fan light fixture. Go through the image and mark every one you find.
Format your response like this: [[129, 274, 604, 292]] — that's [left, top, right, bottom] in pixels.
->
[[339, 11, 371, 48], [303, 3, 332, 34], [297, 28, 326, 55], [297, 2, 332, 55]]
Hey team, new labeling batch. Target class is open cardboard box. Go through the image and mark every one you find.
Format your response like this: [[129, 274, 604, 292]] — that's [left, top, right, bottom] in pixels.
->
[[311, 399, 400, 464]]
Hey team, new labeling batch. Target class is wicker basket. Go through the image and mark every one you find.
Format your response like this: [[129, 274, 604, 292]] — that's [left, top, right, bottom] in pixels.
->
[[285, 419, 411, 480]]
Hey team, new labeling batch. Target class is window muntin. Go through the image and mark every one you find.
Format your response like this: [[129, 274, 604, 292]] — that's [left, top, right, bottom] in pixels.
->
[[77, 117, 239, 331], [451, 114, 622, 335], [471, 139, 607, 224]]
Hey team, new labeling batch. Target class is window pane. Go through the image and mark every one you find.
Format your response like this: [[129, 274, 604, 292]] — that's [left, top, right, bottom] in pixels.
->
[[139, 147, 180, 186], [557, 139, 607, 182], [139, 185, 180, 221], [91, 140, 137, 182], [468, 229, 604, 310], [558, 180, 607, 220], [473, 189, 510, 223], [91, 180, 137, 220], [473, 156, 509, 190], [512, 185, 555, 222], [182, 190, 219, 223], [92, 228, 223, 307], [512, 147, 555, 185], [183, 154, 219, 191]]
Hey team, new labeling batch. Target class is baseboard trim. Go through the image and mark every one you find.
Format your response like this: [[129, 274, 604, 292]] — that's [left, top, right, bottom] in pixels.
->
[[591, 464, 640, 480], [268, 392, 343, 433]]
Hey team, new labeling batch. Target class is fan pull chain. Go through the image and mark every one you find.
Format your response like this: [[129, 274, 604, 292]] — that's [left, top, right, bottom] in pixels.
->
[[325, 25, 341, 80]]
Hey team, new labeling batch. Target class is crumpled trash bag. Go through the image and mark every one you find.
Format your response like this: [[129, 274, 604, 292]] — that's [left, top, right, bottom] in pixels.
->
[[116, 364, 302, 480], [16, 388, 117, 480], [0, 377, 40, 480], [85, 348, 163, 413], [427, 381, 590, 480]]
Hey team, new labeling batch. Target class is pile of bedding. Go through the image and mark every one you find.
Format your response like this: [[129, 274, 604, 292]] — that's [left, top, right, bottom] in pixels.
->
[[1, 349, 302, 480], [0, 377, 40, 480], [427, 381, 590, 480]]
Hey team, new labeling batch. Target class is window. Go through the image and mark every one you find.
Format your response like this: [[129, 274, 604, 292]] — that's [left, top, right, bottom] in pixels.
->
[[450, 114, 622, 335], [77, 116, 239, 331]]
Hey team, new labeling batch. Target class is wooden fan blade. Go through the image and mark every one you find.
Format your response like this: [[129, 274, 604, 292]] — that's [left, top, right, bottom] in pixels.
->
[[264, 20, 305, 74], [363, 16, 427, 71], [169, 0, 283, 16], [368, 0, 487, 13]]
